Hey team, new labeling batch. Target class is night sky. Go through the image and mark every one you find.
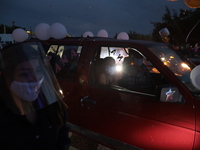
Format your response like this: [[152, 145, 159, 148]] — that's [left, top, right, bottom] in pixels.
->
[[0, 0, 191, 37]]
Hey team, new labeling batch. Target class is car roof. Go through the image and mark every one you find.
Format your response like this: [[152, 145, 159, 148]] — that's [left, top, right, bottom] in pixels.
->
[[27, 37, 163, 46]]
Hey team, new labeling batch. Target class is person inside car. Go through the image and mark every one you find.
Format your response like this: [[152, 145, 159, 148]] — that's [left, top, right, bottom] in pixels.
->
[[95, 57, 117, 85], [118, 51, 155, 92]]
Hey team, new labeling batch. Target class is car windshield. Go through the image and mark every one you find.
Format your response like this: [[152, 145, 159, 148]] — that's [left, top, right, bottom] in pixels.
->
[[147, 42, 200, 95]]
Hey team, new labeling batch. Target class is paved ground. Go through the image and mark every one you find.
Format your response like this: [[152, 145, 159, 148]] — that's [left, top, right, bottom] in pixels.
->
[[69, 132, 113, 150], [69, 146, 78, 150]]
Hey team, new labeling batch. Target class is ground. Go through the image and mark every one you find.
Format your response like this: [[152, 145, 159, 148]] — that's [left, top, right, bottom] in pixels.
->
[[69, 132, 113, 150]]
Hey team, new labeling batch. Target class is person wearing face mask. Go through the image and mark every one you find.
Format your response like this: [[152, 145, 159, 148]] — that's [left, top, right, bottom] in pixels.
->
[[118, 51, 154, 91], [0, 42, 71, 150]]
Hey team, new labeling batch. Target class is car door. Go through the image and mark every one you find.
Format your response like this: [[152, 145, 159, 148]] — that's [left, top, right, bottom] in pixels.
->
[[45, 39, 90, 127], [79, 41, 195, 150]]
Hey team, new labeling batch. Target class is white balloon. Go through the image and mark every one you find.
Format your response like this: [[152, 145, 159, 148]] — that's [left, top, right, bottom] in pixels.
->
[[97, 29, 108, 37], [159, 28, 170, 38], [117, 32, 129, 40], [12, 28, 28, 42], [83, 31, 94, 37], [50, 23, 67, 39], [190, 65, 200, 90], [34, 23, 50, 40]]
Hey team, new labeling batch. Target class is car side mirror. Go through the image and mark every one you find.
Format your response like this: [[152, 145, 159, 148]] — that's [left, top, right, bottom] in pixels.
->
[[156, 84, 185, 104]]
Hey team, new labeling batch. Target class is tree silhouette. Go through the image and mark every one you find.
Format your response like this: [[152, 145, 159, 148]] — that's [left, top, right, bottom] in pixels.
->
[[152, 6, 200, 46]]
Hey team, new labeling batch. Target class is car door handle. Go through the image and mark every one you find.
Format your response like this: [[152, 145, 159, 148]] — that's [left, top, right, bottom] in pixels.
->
[[80, 95, 96, 107], [80, 95, 88, 107], [84, 99, 97, 105]]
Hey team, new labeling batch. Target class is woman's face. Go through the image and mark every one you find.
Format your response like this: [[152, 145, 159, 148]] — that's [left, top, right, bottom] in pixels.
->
[[13, 59, 43, 82], [9, 58, 44, 104], [0, 43, 59, 115]]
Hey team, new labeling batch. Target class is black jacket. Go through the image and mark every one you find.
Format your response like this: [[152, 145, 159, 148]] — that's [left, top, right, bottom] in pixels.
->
[[0, 102, 70, 150]]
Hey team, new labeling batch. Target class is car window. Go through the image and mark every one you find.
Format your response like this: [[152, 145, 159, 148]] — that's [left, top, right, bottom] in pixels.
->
[[89, 46, 170, 94], [147, 43, 200, 94], [46, 45, 82, 80]]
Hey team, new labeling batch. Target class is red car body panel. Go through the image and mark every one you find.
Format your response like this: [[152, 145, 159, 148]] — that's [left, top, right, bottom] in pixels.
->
[[27, 38, 199, 149]]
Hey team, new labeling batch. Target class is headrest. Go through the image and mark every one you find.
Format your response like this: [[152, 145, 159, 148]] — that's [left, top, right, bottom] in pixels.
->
[[104, 57, 115, 66]]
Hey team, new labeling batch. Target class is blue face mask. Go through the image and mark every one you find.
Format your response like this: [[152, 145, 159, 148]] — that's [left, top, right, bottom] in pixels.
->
[[10, 77, 44, 102]]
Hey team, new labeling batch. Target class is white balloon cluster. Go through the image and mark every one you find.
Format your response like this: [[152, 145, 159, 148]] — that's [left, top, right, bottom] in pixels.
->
[[83, 29, 108, 38], [34, 23, 50, 40], [190, 65, 200, 90], [49, 23, 67, 39], [12, 28, 28, 42], [35, 22, 67, 40], [12, 22, 68, 42], [97, 29, 108, 37], [117, 32, 129, 40], [83, 29, 129, 40], [83, 31, 94, 37]]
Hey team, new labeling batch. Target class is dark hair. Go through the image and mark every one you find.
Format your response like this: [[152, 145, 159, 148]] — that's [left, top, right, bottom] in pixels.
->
[[1, 44, 40, 76], [104, 57, 115, 66], [0, 43, 41, 114]]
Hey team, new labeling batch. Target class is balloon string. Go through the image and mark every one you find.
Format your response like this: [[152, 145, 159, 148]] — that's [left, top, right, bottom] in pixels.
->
[[186, 19, 200, 43]]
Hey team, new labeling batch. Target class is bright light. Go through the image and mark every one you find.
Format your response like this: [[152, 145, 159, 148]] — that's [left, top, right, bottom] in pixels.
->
[[59, 89, 64, 98], [116, 65, 122, 72], [181, 63, 191, 70], [161, 57, 166, 61], [163, 61, 168, 65], [59, 89, 63, 95]]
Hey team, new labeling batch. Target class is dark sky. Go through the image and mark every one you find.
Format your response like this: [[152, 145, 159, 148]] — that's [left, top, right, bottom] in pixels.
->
[[0, 0, 190, 37]]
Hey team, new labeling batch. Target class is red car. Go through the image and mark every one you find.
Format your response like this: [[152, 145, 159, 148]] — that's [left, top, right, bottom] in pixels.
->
[[29, 37, 200, 149]]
